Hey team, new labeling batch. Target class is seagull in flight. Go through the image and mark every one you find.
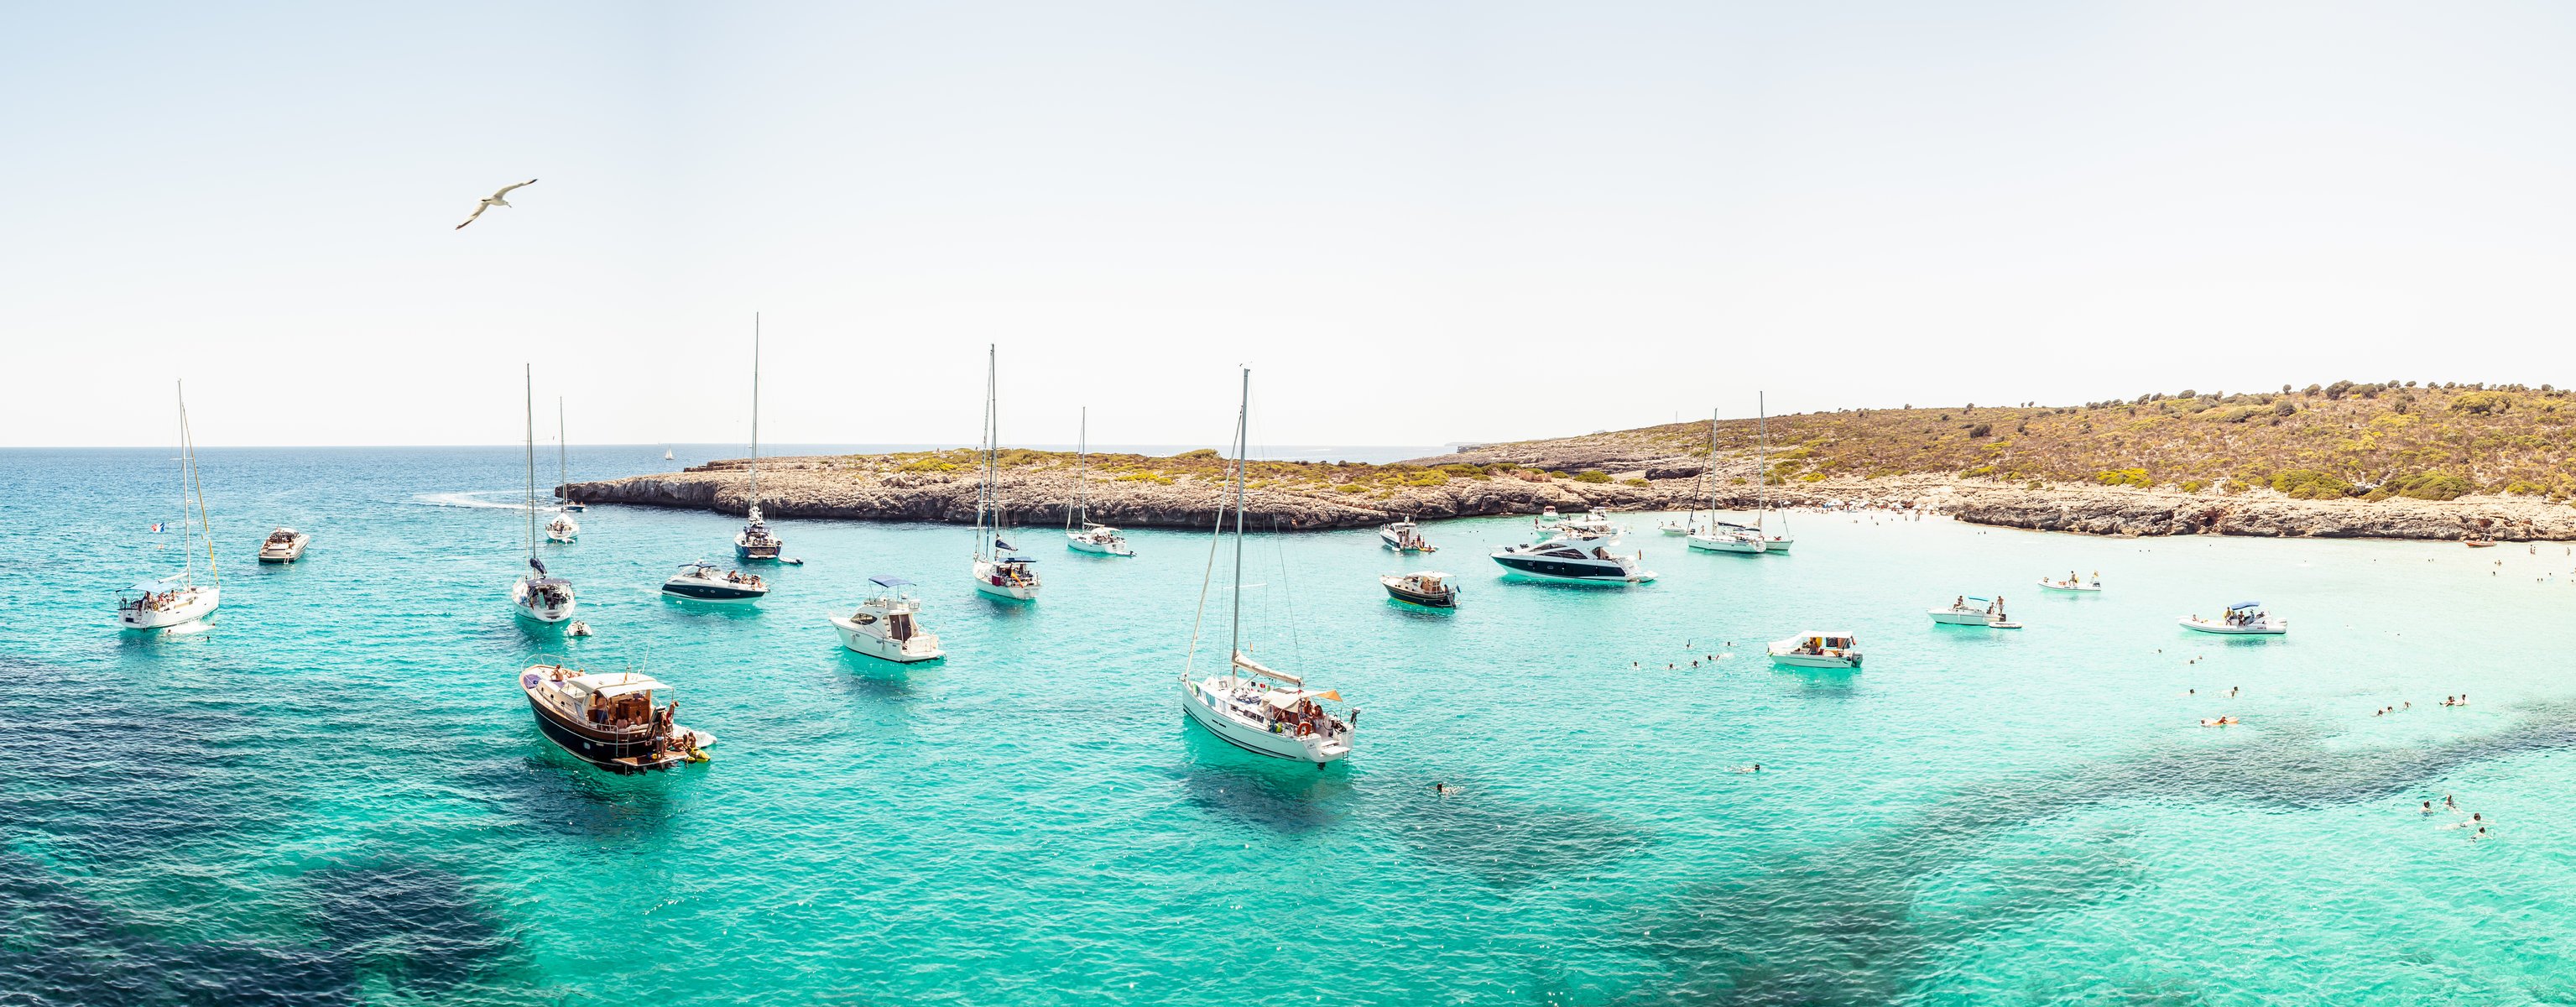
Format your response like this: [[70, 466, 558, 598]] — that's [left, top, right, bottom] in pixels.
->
[[456, 179, 538, 230]]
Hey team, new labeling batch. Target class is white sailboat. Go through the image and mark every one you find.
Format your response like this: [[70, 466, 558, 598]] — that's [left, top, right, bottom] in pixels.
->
[[1179, 367, 1357, 768], [545, 398, 580, 542], [1688, 394, 1794, 555], [1065, 406, 1134, 556], [511, 366, 576, 624], [118, 381, 221, 631], [734, 314, 783, 561], [1660, 410, 1718, 535], [972, 345, 1040, 600]]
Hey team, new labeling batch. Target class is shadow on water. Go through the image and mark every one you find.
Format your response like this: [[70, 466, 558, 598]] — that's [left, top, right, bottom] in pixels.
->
[[1614, 701, 2576, 1005], [832, 650, 925, 702], [656, 597, 766, 621], [1165, 728, 1353, 834], [1770, 667, 1862, 697], [1374, 781, 1650, 890], [452, 737, 691, 843]]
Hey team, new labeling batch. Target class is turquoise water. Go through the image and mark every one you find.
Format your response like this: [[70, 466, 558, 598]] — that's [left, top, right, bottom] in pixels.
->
[[8, 447, 2576, 1004]]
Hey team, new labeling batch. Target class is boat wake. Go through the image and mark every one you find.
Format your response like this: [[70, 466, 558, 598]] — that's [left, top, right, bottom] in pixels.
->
[[415, 490, 550, 511]]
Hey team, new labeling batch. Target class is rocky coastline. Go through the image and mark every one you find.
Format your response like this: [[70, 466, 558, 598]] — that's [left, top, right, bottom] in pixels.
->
[[565, 452, 2576, 542]]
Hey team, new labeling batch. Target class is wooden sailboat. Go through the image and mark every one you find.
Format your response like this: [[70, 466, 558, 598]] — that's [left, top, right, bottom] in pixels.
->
[[118, 381, 221, 630], [972, 345, 1041, 599], [1179, 367, 1356, 767]]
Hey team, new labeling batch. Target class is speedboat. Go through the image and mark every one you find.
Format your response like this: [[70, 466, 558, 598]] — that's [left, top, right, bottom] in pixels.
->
[[1380, 571, 1457, 608], [1490, 531, 1654, 584], [561, 502, 586, 513], [829, 576, 944, 662], [1769, 631, 1863, 669], [661, 560, 768, 602], [545, 512, 580, 544], [1380, 516, 1435, 553], [1537, 505, 1559, 525], [519, 664, 712, 771], [2180, 602, 2286, 635], [2038, 571, 2103, 592], [1930, 595, 2021, 629], [512, 559, 577, 623], [257, 527, 309, 563], [118, 578, 220, 630], [973, 554, 1041, 601], [1066, 523, 1134, 556], [1657, 517, 1695, 536], [1558, 506, 1620, 536], [1182, 653, 1356, 767], [735, 505, 782, 561]]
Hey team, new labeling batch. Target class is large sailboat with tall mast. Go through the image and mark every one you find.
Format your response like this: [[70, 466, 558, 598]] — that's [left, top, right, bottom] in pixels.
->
[[1688, 393, 1795, 555], [510, 367, 577, 624], [118, 381, 221, 631], [545, 397, 581, 542], [734, 314, 783, 561], [1179, 368, 1356, 768], [1660, 410, 1718, 535], [971, 345, 1041, 600], [1065, 406, 1134, 556]]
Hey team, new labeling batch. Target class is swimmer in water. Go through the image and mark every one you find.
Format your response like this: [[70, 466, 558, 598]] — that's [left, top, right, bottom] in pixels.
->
[[1734, 764, 1761, 773], [2422, 801, 2436, 814], [2445, 795, 2459, 811], [1432, 782, 1453, 796], [2472, 827, 2490, 841]]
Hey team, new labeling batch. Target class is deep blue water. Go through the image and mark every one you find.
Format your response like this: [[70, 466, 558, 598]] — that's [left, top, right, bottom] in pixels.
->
[[7, 446, 2576, 1004]]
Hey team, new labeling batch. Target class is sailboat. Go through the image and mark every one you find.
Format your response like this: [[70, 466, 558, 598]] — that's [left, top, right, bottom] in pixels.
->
[[545, 399, 581, 542], [510, 367, 577, 624], [972, 345, 1041, 599], [664, 448, 675, 461], [118, 381, 221, 630], [1660, 410, 1717, 535], [1688, 394, 1794, 555], [1065, 407, 1134, 556], [1179, 367, 1357, 768], [733, 314, 783, 561], [557, 398, 586, 513]]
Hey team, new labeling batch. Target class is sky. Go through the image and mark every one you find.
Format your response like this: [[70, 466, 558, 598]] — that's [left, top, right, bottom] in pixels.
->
[[6, 2, 2575, 448]]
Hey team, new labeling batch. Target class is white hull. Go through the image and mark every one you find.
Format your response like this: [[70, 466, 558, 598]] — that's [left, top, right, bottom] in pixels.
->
[[2037, 580, 2101, 592], [1760, 536, 1795, 553], [120, 587, 220, 629], [972, 560, 1040, 601], [1066, 531, 1133, 556], [1498, 566, 1655, 585], [546, 530, 577, 544], [1180, 678, 1349, 764], [1687, 533, 1765, 554], [2179, 618, 2286, 635], [258, 535, 309, 562], [1929, 609, 2017, 628], [511, 580, 576, 624], [1657, 524, 1692, 536], [831, 618, 945, 662], [1768, 650, 1862, 669]]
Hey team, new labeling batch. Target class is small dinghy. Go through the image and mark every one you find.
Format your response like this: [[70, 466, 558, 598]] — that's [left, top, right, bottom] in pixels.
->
[[1769, 631, 1863, 669], [1929, 595, 2020, 629], [2180, 602, 2286, 635], [1380, 571, 1457, 608], [2038, 571, 2103, 592]]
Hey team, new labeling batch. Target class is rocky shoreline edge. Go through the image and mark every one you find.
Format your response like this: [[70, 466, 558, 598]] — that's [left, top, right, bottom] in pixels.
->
[[564, 455, 2576, 542]]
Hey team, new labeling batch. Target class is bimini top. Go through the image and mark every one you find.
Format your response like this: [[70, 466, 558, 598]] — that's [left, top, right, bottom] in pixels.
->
[[563, 671, 667, 702], [1259, 687, 1345, 709], [869, 575, 915, 588], [2229, 601, 2261, 611]]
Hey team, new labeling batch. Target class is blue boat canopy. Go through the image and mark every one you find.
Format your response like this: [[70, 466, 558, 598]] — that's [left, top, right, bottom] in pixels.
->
[[2229, 601, 2261, 610], [869, 575, 915, 588]]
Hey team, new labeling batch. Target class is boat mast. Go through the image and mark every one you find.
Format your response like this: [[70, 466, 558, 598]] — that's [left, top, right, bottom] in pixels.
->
[[1702, 407, 1719, 528], [556, 397, 569, 505], [1069, 406, 1086, 530], [976, 344, 994, 559], [1228, 367, 1249, 665], [524, 365, 538, 565], [748, 313, 760, 514], [185, 385, 214, 587]]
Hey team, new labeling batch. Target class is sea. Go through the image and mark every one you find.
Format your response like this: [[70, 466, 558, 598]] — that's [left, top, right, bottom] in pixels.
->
[[6, 446, 2576, 1005]]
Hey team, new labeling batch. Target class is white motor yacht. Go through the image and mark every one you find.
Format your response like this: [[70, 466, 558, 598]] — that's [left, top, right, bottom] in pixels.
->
[[660, 560, 768, 602], [2180, 602, 2286, 635], [257, 527, 309, 563], [1180, 367, 1356, 768], [1769, 631, 1863, 669], [970, 346, 1042, 601], [1380, 515, 1435, 553], [830, 575, 945, 662], [1490, 530, 1654, 584], [1558, 506, 1620, 537], [121, 381, 220, 631], [1930, 595, 2021, 629]]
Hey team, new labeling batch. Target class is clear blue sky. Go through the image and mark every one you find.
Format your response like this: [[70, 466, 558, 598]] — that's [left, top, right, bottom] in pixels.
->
[[8, 2, 2574, 447]]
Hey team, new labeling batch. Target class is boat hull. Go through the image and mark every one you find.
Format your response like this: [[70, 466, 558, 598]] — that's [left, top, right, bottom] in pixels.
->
[[520, 692, 705, 772], [1180, 679, 1349, 765], [119, 587, 220, 629], [1928, 609, 2008, 627], [2037, 580, 2101, 592], [1687, 535, 1765, 554], [1490, 554, 1652, 584], [1380, 578, 1457, 608], [830, 618, 945, 662], [1066, 533, 1132, 556], [511, 580, 576, 624], [736, 541, 780, 561], [973, 560, 1040, 600], [662, 579, 767, 602], [2178, 618, 2286, 635], [1769, 651, 1863, 669], [257, 536, 309, 563]]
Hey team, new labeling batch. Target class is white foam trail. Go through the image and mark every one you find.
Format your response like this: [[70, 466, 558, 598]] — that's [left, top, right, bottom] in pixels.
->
[[415, 490, 546, 511]]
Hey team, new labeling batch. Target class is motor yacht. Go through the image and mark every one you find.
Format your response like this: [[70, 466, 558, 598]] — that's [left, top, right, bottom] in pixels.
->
[[519, 663, 712, 771], [1380, 516, 1435, 553], [1558, 506, 1620, 537], [1930, 595, 2021, 629], [1379, 571, 1457, 608], [1179, 367, 1357, 768], [1490, 530, 1654, 584], [661, 561, 768, 602], [1769, 631, 1863, 669], [2180, 602, 2286, 635], [829, 576, 945, 662], [257, 527, 309, 563]]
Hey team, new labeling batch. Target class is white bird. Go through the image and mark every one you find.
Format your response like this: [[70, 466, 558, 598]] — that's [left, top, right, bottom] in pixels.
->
[[456, 179, 538, 230]]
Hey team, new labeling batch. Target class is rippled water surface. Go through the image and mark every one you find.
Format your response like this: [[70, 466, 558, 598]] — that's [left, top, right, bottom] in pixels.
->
[[8, 446, 2576, 1004]]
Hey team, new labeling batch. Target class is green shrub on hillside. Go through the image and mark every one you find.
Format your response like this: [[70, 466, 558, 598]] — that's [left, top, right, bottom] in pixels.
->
[[2270, 469, 2353, 499], [2095, 468, 2152, 488], [1572, 470, 1613, 483], [2389, 472, 2470, 500]]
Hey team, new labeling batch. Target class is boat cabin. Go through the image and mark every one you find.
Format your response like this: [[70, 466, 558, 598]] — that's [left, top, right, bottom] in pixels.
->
[[1788, 632, 1858, 655], [557, 671, 667, 732]]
